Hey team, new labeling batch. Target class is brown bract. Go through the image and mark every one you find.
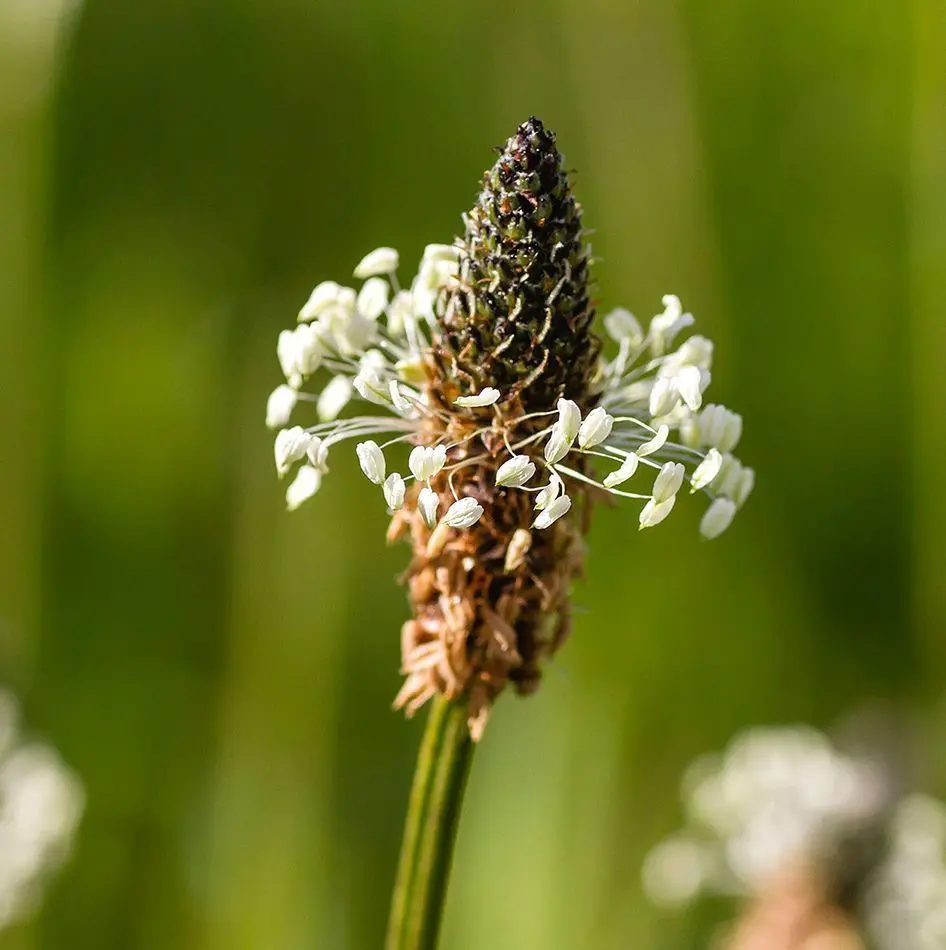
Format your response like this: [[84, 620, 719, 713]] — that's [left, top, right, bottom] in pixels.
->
[[389, 118, 600, 739], [388, 386, 587, 740]]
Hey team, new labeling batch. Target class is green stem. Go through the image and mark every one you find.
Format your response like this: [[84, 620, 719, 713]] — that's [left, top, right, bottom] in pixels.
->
[[386, 696, 475, 950]]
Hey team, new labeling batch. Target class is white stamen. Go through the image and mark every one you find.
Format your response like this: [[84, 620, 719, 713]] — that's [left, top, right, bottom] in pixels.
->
[[496, 455, 536, 488], [389, 380, 413, 413], [298, 281, 342, 322], [652, 461, 686, 504], [409, 444, 447, 481], [355, 441, 386, 484], [383, 473, 406, 511], [356, 277, 390, 321], [504, 528, 532, 571], [286, 465, 322, 510], [577, 406, 614, 449], [353, 247, 399, 279], [700, 498, 736, 538], [417, 486, 439, 528], [274, 426, 311, 476], [454, 387, 500, 408], [690, 448, 723, 492], [639, 495, 676, 529], [306, 436, 329, 471], [534, 473, 564, 511], [636, 425, 669, 458], [603, 307, 643, 346], [603, 454, 639, 488], [533, 494, 571, 529], [266, 384, 297, 429], [443, 497, 484, 529]]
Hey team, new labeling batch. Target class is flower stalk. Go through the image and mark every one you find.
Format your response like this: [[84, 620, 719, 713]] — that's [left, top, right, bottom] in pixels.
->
[[386, 697, 474, 950]]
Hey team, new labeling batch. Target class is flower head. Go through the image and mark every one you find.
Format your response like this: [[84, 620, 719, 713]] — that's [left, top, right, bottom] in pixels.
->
[[642, 722, 945, 950], [265, 117, 753, 738]]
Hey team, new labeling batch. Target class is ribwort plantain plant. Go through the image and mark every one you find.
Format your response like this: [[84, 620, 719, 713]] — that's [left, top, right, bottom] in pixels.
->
[[265, 117, 754, 950]]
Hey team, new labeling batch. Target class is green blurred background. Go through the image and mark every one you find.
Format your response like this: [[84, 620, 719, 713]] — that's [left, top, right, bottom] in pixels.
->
[[1, 0, 944, 947]]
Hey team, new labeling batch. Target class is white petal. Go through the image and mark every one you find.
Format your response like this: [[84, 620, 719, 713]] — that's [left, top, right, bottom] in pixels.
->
[[298, 281, 341, 322], [274, 426, 311, 476], [383, 473, 406, 510], [357, 277, 390, 320], [636, 425, 669, 458], [652, 461, 685, 504], [690, 448, 723, 492], [355, 441, 386, 484], [317, 376, 352, 422], [353, 246, 399, 279], [496, 455, 536, 488], [286, 465, 322, 510], [700, 498, 736, 539], [533, 493, 572, 530], [454, 387, 500, 408], [603, 307, 643, 345], [557, 399, 582, 440], [443, 497, 484, 529], [639, 495, 676, 529], [417, 486, 439, 528], [603, 454, 639, 488], [266, 384, 297, 429], [577, 406, 614, 449]]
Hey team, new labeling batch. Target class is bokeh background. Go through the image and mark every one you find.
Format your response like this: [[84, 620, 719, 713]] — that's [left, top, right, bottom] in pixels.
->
[[1, 0, 945, 947]]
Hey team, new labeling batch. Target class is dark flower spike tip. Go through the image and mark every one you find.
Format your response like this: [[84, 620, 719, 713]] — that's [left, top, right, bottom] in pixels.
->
[[437, 117, 599, 409]]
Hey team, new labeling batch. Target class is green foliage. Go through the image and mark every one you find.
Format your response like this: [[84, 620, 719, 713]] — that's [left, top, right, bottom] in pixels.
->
[[0, 0, 942, 948]]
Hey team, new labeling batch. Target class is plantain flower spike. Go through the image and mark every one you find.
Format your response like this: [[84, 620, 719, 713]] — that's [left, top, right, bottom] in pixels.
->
[[266, 118, 753, 738]]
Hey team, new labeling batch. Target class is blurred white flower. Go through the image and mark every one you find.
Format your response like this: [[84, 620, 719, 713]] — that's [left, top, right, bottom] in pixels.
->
[[0, 690, 83, 931], [642, 722, 946, 950]]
